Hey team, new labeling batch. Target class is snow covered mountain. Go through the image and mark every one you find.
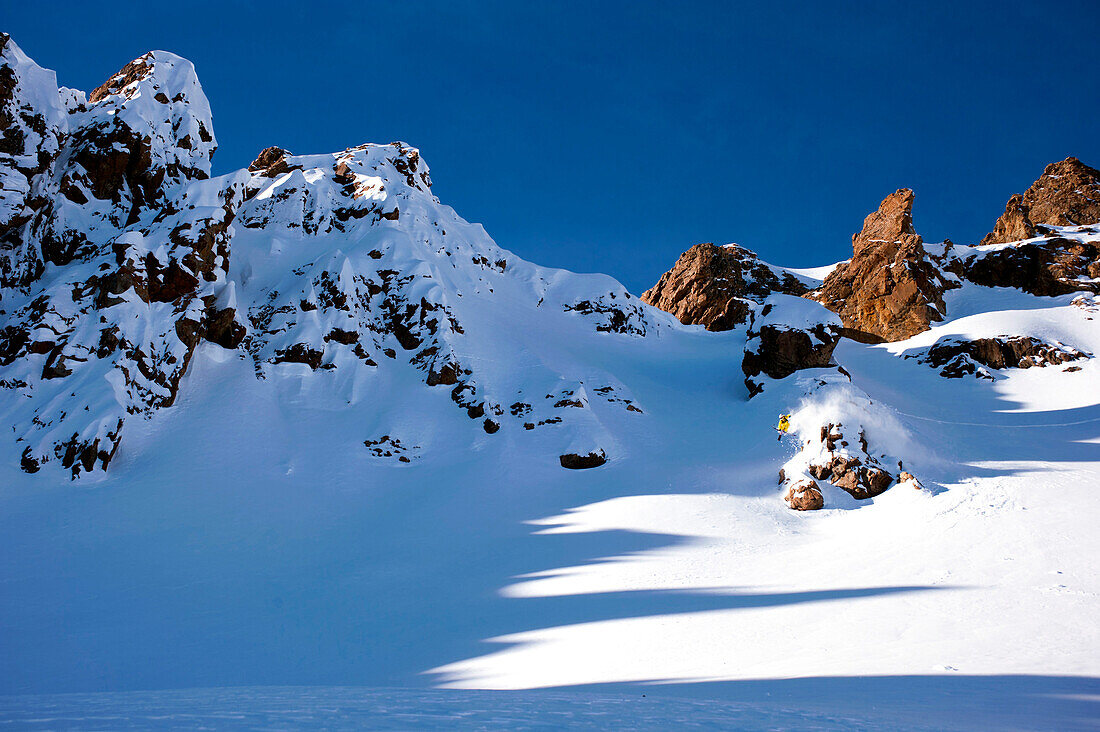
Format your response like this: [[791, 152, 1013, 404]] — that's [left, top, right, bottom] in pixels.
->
[[0, 34, 655, 478], [1, 35, 1098, 729]]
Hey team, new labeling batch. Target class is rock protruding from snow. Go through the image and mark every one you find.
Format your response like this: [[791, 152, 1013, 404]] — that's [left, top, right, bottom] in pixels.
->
[[779, 375, 918, 505], [641, 243, 808, 331], [559, 450, 607, 470], [812, 189, 951, 343], [741, 294, 842, 397], [911, 335, 1090, 379], [961, 227, 1100, 297], [784, 478, 824, 510], [980, 157, 1100, 246]]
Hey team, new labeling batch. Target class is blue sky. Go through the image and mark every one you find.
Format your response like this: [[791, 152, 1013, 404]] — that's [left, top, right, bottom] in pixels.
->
[[7, 1, 1099, 292]]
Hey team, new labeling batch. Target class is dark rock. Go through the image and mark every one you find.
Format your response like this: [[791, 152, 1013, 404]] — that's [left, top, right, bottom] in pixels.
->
[[559, 450, 607, 470], [962, 237, 1100, 296], [272, 343, 324, 369], [741, 297, 841, 397], [917, 335, 1089, 378]]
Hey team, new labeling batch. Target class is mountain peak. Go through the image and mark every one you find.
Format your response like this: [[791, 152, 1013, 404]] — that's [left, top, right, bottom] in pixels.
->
[[981, 156, 1100, 245]]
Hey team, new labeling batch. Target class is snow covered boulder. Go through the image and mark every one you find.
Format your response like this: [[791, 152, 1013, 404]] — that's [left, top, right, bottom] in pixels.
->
[[784, 478, 824, 510], [778, 374, 921, 504], [742, 294, 842, 397], [913, 335, 1090, 379], [961, 231, 1100, 297]]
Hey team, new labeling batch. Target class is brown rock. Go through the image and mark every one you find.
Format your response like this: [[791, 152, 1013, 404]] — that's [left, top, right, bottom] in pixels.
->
[[982, 194, 1037, 246], [981, 157, 1100, 246], [88, 54, 153, 103], [962, 237, 1100, 296], [922, 335, 1089, 377], [742, 323, 839, 384], [559, 450, 607, 470], [741, 299, 841, 396], [785, 478, 824, 510], [641, 243, 808, 331], [248, 146, 299, 177], [812, 189, 948, 342], [898, 471, 923, 489]]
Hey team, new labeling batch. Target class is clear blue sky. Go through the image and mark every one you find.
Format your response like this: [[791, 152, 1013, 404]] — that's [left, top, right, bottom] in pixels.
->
[[7, 1, 1099, 293]]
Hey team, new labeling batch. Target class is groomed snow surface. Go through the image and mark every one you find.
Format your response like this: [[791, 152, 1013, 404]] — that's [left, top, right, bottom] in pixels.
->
[[1, 279, 1098, 729]]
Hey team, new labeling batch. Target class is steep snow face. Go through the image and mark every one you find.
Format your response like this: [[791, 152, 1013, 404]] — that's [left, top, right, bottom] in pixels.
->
[[0, 44, 660, 477]]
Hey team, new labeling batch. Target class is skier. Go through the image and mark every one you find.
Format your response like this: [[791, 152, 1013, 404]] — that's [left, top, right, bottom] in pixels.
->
[[776, 413, 791, 440]]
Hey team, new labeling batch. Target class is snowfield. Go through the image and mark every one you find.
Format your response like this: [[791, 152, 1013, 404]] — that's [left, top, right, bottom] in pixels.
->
[[1, 278, 1097, 729]]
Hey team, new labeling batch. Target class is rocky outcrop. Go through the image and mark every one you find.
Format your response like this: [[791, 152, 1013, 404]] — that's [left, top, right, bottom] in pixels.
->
[[961, 235, 1100, 296], [804, 423, 894, 500], [963, 159, 1100, 296], [981, 158, 1100, 246], [560, 450, 607, 470], [812, 189, 950, 343], [784, 478, 824, 510], [741, 295, 842, 396], [778, 377, 909, 506], [641, 243, 808, 331], [913, 335, 1089, 379]]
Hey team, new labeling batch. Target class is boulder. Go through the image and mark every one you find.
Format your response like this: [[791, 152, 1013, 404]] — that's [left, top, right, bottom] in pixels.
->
[[962, 236, 1100, 296], [812, 189, 949, 342], [785, 478, 824, 510], [741, 295, 842, 396], [642, 243, 808, 331], [559, 450, 607, 470]]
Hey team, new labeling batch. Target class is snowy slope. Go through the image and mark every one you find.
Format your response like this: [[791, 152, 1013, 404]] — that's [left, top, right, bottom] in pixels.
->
[[1, 37, 1098, 730]]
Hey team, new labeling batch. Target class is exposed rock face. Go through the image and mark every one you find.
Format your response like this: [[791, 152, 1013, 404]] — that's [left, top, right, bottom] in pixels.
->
[[560, 450, 607, 470], [741, 295, 842, 397], [981, 158, 1100, 246], [785, 478, 824, 510], [812, 189, 950, 343], [962, 235, 1100, 296], [963, 159, 1100, 296], [913, 335, 1089, 379], [641, 243, 808, 331]]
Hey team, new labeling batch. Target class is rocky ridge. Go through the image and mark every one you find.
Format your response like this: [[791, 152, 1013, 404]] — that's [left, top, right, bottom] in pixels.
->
[[0, 38, 655, 477]]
